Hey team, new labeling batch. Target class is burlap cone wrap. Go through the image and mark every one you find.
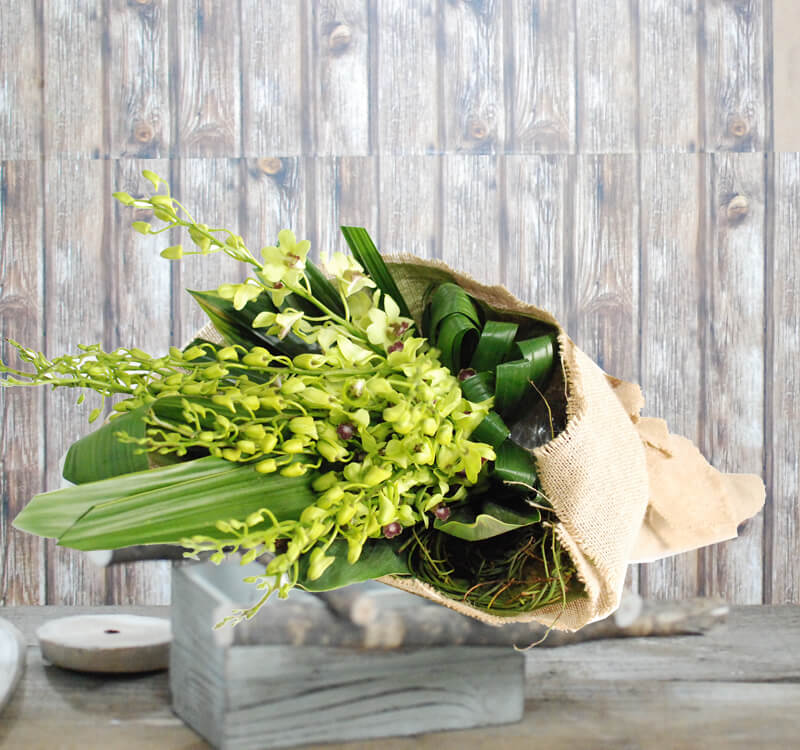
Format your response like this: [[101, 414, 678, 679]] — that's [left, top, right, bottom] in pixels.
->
[[197, 255, 765, 632]]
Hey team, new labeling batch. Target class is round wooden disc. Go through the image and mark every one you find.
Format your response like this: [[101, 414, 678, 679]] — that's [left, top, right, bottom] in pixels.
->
[[0, 617, 26, 714], [36, 614, 171, 674]]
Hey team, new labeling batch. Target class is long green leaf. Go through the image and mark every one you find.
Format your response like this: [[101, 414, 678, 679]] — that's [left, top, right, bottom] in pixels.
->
[[297, 539, 409, 591], [14, 456, 315, 549], [428, 283, 480, 341], [62, 405, 152, 485], [340, 226, 411, 319], [435, 500, 541, 541], [436, 313, 479, 373], [469, 411, 510, 448], [515, 333, 557, 389]]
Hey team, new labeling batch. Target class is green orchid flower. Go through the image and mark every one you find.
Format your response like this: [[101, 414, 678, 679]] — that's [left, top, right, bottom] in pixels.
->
[[322, 251, 376, 298]]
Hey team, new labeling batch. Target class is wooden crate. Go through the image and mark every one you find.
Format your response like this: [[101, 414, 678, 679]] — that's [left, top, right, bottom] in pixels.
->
[[170, 561, 524, 750]]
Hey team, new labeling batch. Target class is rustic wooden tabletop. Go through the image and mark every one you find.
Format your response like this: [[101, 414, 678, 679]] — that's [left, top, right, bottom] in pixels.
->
[[0, 604, 797, 750]]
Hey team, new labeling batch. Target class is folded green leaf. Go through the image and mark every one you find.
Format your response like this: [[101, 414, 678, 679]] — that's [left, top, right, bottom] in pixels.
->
[[428, 283, 480, 342], [63, 405, 152, 485], [435, 312, 479, 373], [470, 321, 518, 372], [515, 333, 557, 388], [340, 226, 411, 319], [493, 439, 539, 489], [434, 500, 541, 541], [469, 411, 511, 448], [297, 538, 409, 591]]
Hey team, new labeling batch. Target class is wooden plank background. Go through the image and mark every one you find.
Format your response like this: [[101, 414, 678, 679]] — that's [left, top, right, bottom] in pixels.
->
[[0, 0, 795, 607]]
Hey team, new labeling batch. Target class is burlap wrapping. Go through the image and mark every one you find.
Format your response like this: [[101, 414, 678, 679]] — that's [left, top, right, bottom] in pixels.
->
[[196, 255, 765, 631]]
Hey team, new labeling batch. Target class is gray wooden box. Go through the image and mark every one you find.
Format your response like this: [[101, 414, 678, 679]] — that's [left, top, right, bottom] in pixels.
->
[[170, 561, 524, 749]]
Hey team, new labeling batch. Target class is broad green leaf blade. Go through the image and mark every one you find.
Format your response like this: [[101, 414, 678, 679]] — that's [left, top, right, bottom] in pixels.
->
[[460, 371, 495, 403], [62, 405, 152, 485], [189, 289, 317, 358], [493, 439, 538, 488], [297, 539, 409, 591], [469, 411, 510, 448], [14, 456, 238, 540], [57, 463, 315, 550], [304, 258, 346, 318], [470, 321, 518, 372], [435, 500, 541, 541], [340, 226, 411, 319]]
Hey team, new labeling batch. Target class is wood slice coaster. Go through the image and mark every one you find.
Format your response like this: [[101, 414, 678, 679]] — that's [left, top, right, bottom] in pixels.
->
[[36, 614, 171, 674], [0, 617, 26, 714]]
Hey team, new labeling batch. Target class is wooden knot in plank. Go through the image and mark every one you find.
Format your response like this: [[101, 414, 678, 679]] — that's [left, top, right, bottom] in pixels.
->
[[258, 157, 284, 176], [726, 194, 749, 221], [133, 121, 155, 143], [728, 115, 750, 138], [468, 119, 489, 141], [329, 24, 352, 52]]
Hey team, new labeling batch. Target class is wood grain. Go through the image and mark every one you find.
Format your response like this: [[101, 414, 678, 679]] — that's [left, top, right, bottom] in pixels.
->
[[638, 153, 703, 600], [569, 155, 639, 382], [310, 157, 379, 261], [375, 0, 439, 154], [173, 0, 241, 156], [441, 0, 504, 153], [440, 155, 500, 282], [43, 0, 105, 158], [103, 160, 172, 605], [575, 0, 638, 153], [310, 1, 370, 155], [243, 158, 308, 256], [767, 152, 799, 603], [506, 0, 575, 153], [0, 161, 46, 606], [773, 0, 800, 151], [0, 1, 41, 159], [639, 0, 700, 151], [240, 0, 305, 156], [700, 152, 765, 603], [502, 155, 569, 321], [702, 0, 768, 151], [43, 159, 108, 605], [108, 0, 170, 158], [172, 159, 244, 345], [378, 155, 440, 260]]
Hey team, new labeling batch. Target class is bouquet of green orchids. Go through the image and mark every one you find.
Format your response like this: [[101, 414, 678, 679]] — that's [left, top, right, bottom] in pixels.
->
[[2, 171, 580, 625]]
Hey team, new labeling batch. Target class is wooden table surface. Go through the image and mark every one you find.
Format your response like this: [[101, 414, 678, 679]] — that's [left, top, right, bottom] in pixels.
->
[[1, 605, 798, 750]]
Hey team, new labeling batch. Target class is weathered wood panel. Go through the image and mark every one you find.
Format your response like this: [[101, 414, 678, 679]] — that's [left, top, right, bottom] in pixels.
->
[[506, 1, 576, 153], [702, 0, 768, 151], [0, 2, 41, 159], [0, 161, 46, 605], [310, 157, 379, 261], [441, 0, 504, 153], [43, 159, 109, 604], [243, 158, 308, 255], [240, 1, 305, 157], [767, 152, 799, 604], [700, 153, 765, 603], [378, 156, 440, 261], [575, 0, 638, 153], [108, 0, 170, 158], [172, 0, 241, 156], [375, 0, 439, 154], [104, 160, 173, 605], [440, 156, 500, 282], [502, 155, 569, 321], [43, 0, 105, 158], [638, 153, 703, 600], [309, 1, 370, 155], [639, 0, 700, 151], [773, 0, 800, 151], [569, 155, 639, 382], [172, 159, 244, 345]]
